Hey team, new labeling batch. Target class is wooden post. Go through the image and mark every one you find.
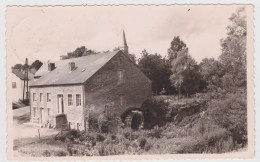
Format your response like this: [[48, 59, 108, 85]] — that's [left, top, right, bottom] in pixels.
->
[[38, 129, 40, 139]]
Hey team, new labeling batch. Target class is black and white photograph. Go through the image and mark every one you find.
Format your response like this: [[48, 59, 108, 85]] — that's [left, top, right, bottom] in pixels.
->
[[5, 5, 254, 160]]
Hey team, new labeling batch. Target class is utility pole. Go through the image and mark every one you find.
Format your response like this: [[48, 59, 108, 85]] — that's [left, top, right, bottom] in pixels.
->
[[23, 58, 29, 101]]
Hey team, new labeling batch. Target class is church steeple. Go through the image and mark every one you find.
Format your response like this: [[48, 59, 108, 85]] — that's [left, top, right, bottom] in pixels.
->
[[123, 30, 128, 55]]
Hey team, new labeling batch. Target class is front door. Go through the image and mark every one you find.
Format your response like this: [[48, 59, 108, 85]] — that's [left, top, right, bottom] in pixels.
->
[[57, 94, 64, 114], [40, 108, 45, 123]]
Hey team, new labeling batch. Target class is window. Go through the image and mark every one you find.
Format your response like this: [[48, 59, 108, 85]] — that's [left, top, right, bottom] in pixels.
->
[[47, 93, 51, 102], [47, 108, 50, 116], [69, 122, 74, 129], [33, 93, 36, 101], [68, 94, 73, 106], [76, 94, 81, 106], [40, 93, 43, 102], [118, 56, 123, 65], [33, 107, 36, 117], [120, 94, 124, 106], [12, 82, 16, 88], [77, 123, 81, 130], [118, 71, 124, 83]]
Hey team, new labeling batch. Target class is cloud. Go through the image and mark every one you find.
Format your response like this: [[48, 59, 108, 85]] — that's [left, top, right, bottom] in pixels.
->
[[6, 5, 243, 66]]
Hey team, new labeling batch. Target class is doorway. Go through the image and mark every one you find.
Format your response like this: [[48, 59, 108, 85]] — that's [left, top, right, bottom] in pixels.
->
[[57, 94, 64, 114], [40, 108, 45, 123]]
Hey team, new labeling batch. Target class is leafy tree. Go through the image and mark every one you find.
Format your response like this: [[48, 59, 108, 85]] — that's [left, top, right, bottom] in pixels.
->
[[181, 65, 207, 97], [12, 60, 43, 73], [170, 48, 198, 97], [61, 46, 97, 60], [128, 53, 137, 64], [30, 60, 43, 71], [200, 58, 225, 90], [138, 50, 175, 95], [219, 7, 247, 89], [168, 36, 188, 61], [113, 46, 137, 64], [12, 64, 23, 71]]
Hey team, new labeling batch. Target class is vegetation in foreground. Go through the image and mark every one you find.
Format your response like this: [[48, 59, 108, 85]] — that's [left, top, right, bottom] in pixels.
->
[[14, 90, 247, 157]]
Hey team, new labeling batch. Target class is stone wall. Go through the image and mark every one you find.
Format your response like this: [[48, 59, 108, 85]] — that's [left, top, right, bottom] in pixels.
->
[[30, 85, 85, 130], [84, 52, 152, 121]]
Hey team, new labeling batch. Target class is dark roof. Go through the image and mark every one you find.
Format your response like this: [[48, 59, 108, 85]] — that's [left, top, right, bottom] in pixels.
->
[[12, 69, 34, 80], [31, 51, 120, 87], [34, 59, 72, 78]]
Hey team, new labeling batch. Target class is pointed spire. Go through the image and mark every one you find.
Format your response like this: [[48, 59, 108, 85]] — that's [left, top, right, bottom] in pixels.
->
[[123, 30, 128, 55]]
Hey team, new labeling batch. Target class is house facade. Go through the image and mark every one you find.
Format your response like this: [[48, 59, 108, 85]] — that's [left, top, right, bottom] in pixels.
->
[[11, 69, 34, 102], [30, 50, 152, 131]]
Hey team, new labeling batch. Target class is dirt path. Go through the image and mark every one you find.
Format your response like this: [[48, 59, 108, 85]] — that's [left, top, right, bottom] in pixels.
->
[[13, 106, 59, 140]]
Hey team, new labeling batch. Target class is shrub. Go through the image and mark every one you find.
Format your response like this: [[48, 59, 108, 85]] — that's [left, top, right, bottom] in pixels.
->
[[55, 151, 67, 156], [54, 135, 66, 142], [147, 125, 162, 138], [42, 150, 51, 157], [206, 93, 247, 145], [140, 98, 169, 129], [139, 138, 147, 149], [96, 134, 105, 142]]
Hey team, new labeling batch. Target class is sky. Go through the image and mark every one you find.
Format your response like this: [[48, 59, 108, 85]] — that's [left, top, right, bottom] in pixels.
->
[[6, 5, 244, 66]]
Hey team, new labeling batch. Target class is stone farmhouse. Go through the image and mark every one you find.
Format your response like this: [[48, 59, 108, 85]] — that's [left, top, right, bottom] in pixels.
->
[[29, 32, 152, 131]]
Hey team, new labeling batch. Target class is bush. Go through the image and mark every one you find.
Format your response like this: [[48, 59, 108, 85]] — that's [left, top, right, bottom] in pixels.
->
[[96, 134, 105, 142], [55, 151, 67, 156], [42, 150, 51, 157], [147, 125, 162, 138], [54, 135, 66, 142], [206, 93, 247, 145], [139, 138, 147, 149], [140, 98, 169, 129]]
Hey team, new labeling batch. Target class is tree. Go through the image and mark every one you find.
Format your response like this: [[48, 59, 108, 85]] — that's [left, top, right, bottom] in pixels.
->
[[200, 58, 225, 90], [138, 50, 175, 95], [181, 65, 207, 97], [61, 46, 97, 60], [12, 64, 23, 71], [12, 60, 43, 73], [170, 48, 197, 97], [113, 46, 137, 64], [219, 7, 247, 89], [168, 36, 188, 62], [30, 60, 43, 71]]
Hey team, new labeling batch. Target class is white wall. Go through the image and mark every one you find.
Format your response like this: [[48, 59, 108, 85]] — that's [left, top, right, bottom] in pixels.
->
[[9, 73, 23, 102]]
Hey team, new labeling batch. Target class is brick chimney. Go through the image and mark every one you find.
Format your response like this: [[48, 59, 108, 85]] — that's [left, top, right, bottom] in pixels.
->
[[69, 62, 76, 71], [48, 63, 55, 71]]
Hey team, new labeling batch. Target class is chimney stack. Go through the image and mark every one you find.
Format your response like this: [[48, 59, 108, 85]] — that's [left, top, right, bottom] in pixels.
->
[[69, 62, 76, 71], [48, 63, 55, 71]]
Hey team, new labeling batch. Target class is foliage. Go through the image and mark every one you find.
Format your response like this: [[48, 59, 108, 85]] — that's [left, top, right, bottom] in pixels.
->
[[12, 59, 43, 73], [167, 36, 188, 62], [180, 65, 207, 97], [206, 92, 247, 145], [140, 98, 169, 129], [200, 58, 225, 90], [219, 7, 247, 90], [170, 47, 205, 96], [30, 60, 43, 71], [138, 49, 175, 95], [61, 46, 97, 60]]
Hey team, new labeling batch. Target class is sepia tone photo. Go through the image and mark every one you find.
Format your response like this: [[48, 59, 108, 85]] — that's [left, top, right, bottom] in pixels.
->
[[6, 5, 254, 160]]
